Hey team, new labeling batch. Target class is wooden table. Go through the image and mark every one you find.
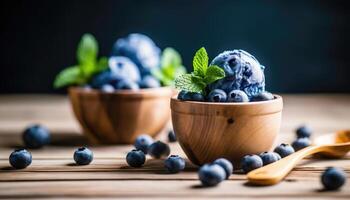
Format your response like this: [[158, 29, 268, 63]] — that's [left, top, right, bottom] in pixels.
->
[[0, 94, 349, 199]]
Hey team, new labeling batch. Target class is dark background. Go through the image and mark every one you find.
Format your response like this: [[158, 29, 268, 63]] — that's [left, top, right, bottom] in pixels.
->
[[1, 0, 349, 93]]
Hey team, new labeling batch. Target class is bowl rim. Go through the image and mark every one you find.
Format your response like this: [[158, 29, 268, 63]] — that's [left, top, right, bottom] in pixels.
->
[[171, 94, 282, 106], [69, 86, 174, 98]]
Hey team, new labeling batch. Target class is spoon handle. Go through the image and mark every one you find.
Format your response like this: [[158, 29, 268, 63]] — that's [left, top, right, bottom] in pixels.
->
[[247, 145, 323, 185]]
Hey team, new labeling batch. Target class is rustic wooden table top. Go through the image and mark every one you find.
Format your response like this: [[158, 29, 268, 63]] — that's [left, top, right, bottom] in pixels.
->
[[0, 94, 349, 199]]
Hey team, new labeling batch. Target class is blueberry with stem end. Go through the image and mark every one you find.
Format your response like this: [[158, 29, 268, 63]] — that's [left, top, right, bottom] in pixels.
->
[[9, 149, 32, 169], [126, 149, 146, 168]]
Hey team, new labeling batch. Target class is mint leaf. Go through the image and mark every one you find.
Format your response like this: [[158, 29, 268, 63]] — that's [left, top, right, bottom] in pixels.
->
[[54, 66, 83, 88], [175, 74, 204, 93], [77, 34, 98, 66], [96, 57, 108, 73], [153, 47, 187, 86], [204, 65, 225, 84], [193, 47, 208, 77], [161, 47, 182, 69]]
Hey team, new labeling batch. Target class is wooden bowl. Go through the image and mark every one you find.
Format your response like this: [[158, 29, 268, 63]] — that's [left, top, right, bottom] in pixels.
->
[[171, 95, 283, 167], [69, 87, 173, 144]]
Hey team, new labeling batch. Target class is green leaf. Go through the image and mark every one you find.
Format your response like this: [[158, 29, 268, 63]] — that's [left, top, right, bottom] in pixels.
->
[[153, 47, 187, 86], [174, 74, 204, 93], [53, 66, 83, 88], [204, 65, 225, 84], [77, 34, 98, 66], [95, 57, 108, 73], [192, 47, 208, 77], [161, 47, 182, 69], [151, 69, 165, 82]]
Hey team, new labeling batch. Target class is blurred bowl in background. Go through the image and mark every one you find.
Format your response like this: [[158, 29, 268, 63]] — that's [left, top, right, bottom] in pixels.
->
[[69, 87, 173, 144]]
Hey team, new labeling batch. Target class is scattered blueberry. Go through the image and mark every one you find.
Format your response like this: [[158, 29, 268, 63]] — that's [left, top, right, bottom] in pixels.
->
[[9, 149, 32, 169], [148, 141, 170, 159], [259, 152, 280, 166], [101, 84, 115, 93], [213, 158, 233, 179], [168, 130, 177, 142], [73, 147, 93, 165], [208, 89, 227, 102], [139, 75, 160, 88], [321, 167, 346, 190], [114, 79, 139, 90], [274, 143, 295, 158], [164, 155, 186, 173], [134, 135, 154, 154], [273, 152, 282, 160], [296, 125, 312, 138], [292, 137, 311, 151], [227, 90, 249, 102], [126, 149, 146, 168], [108, 56, 141, 82], [22, 124, 50, 149], [198, 164, 226, 186], [251, 91, 274, 101], [177, 90, 204, 101], [241, 155, 263, 173]]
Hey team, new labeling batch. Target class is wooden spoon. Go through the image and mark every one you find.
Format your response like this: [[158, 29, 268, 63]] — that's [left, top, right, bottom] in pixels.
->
[[247, 130, 350, 185]]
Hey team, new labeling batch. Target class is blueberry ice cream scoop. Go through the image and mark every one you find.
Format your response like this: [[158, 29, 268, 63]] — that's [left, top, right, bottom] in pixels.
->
[[208, 50, 265, 98], [111, 33, 161, 75], [108, 56, 141, 82]]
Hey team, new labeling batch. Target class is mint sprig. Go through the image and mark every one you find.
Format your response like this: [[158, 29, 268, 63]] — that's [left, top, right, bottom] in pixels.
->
[[152, 47, 187, 86], [174, 47, 225, 94], [54, 34, 108, 88]]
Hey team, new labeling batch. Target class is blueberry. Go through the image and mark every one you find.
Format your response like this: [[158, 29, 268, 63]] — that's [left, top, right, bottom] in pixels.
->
[[198, 164, 226, 186], [101, 84, 115, 93], [126, 149, 146, 167], [208, 89, 227, 102], [177, 91, 204, 101], [321, 167, 346, 190], [259, 152, 280, 166], [108, 56, 141, 82], [241, 155, 263, 173], [134, 135, 154, 154], [91, 70, 120, 88], [82, 84, 92, 91], [22, 124, 50, 149], [296, 125, 312, 138], [227, 90, 249, 102], [213, 158, 233, 179], [111, 33, 161, 75], [139, 76, 160, 88], [73, 147, 93, 165], [168, 130, 177, 142], [274, 143, 295, 158], [251, 91, 274, 101], [164, 155, 186, 173], [274, 152, 282, 160], [148, 141, 170, 159], [114, 79, 139, 90], [9, 149, 32, 169], [292, 138, 311, 151]]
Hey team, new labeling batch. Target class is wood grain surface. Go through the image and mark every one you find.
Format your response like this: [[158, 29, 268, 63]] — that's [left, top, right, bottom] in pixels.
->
[[0, 94, 349, 199]]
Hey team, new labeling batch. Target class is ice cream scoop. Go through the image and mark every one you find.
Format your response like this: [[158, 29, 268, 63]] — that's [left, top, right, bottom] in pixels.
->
[[208, 50, 265, 98], [111, 33, 161, 76]]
